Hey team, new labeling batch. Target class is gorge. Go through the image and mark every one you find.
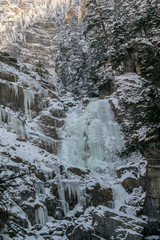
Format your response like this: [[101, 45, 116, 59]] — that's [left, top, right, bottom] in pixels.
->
[[0, 0, 160, 239]]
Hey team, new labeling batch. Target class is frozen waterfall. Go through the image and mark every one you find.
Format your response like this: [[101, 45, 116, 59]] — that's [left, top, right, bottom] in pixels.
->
[[60, 99, 124, 180]]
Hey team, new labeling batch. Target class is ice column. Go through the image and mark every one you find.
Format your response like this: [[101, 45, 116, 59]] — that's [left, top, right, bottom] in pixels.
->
[[57, 176, 85, 215], [0, 106, 25, 138], [35, 182, 48, 225], [35, 207, 48, 225], [24, 89, 35, 118], [57, 179, 69, 216]]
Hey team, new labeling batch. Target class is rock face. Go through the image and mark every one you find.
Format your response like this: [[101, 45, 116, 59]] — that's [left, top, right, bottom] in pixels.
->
[[0, 0, 160, 239], [92, 206, 146, 240], [143, 157, 160, 235]]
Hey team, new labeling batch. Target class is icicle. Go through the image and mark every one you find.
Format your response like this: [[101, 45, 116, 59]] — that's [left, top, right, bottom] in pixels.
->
[[57, 176, 85, 215], [35, 182, 45, 202], [34, 182, 48, 225], [9, 84, 19, 99], [23, 89, 35, 118], [35, 206, 48, 225], [57, 176, 69, 215], [0, 106, 25, 138]]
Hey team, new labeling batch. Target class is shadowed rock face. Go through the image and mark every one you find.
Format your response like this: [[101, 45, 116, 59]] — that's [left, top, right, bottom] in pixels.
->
[[0, 17, 65, 153], [92, 206, 146, 240], [143, 147, 160, 235]]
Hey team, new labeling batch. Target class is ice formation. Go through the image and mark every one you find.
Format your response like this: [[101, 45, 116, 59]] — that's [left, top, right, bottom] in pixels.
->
[[57, 176, 85, 215], [35, 206, 48, 225], [35, 182, 48, 225], [0, 106, 25, 138], [112, 183, 129, 210], [60, 99, 124, 180], [0, 0, 84, 50], [24, 89, 35, 118], [9, 84, 19, 98], [35, 182, 46, 200]]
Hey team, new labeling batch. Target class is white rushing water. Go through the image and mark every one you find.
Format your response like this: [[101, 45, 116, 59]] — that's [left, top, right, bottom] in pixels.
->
[[60, 99, 124, 180]]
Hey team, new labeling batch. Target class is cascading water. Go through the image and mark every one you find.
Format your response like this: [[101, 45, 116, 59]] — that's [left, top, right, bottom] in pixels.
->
[[60, 99, 124, 180]]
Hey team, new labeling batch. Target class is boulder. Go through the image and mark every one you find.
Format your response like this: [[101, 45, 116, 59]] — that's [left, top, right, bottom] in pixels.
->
[[121, 176, 139, 193], [92, 206, 146, 240], [116, 165, 138, 178], [68, 166, 90, 177], [86, 182, 113, 207], [45, 197, 63, 219]]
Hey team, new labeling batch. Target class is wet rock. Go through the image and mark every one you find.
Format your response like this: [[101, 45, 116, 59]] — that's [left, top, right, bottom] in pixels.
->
[[68, 166, 90, 177], [0, 82, 24, 112], [19, 189, 36, 202], [121, 176, 139, 193], [86, 182, 112, 207], [35, 170, 56, 182], [6, 164, 21, 173], [22, 204, 35, 225], [40, 115, 65, 128], [45, 197, 63, 219], [37, 139, 59, 154], [66, 226, 94, 240], [143, 162, 160, 235], [50, 109, 66, 119], [0, 54, 19, 70], [51, 183, 59, 198], [0, 208, 9, 232], [40, 125, 60, 140]]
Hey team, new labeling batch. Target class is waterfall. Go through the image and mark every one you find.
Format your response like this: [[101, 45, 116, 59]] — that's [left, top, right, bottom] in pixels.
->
[[60, 99, 124, 180]]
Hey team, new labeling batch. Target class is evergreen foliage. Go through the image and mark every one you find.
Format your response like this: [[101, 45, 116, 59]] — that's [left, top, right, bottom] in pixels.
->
[[134, 2, 160, 36], [144, 87, 160, 127], [138, 43, 160, 85], [34, 61, 49, 79]]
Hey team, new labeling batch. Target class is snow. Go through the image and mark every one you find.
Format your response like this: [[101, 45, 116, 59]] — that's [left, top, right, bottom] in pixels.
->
[[0, 0, 83, 50], [145, 237, 160, 240], [0, 126, 57, 171], [0, 1, 151, 238], [112, 183, 129, 210]]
